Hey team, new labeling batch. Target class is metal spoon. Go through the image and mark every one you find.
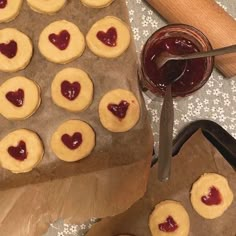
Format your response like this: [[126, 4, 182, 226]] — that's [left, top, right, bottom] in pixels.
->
[[156, 44, 236, 69], [158, 62, 187, 182]]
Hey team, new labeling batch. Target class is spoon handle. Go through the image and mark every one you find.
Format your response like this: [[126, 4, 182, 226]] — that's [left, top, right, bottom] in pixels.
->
[[178, 44, 236, 60], [158, 85, 174, 182]]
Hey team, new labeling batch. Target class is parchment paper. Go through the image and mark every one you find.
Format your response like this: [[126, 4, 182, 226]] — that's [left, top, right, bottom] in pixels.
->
[[87, 130, 236, 236], [0, 0, 153, 235]]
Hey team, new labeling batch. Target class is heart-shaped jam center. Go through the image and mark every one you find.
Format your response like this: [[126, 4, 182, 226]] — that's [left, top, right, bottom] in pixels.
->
[[49, 30, 70, 50], [6, 89, 24, 107], [0, 0, 7, 8], [0, 40, 17, 58], [61, 80, 81, 101], [61, 132, 83, 150], [8, 141, 27, 161], [96, 27, 117, 47], [108, 100, 130, 119], [158, 216, 178, 232], [201, 186, 222, 205]]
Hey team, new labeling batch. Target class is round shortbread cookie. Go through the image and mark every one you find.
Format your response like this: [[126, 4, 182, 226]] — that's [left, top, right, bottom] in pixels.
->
[[0, 0, 23, 23], [81, 0, 113, 8], [99, 89, 140, 132], [38, 20, 85, 64], [0, 28, 33, 72], [51, 68, 93, 112], [149, 200, 190, 236], [0, 76, 41, 120], [86, 16, 131, 58], [27, 0, 66, 14], [190, 173, 234, 219], [0, 129, 44, 173], [51, 120, 95, 162]]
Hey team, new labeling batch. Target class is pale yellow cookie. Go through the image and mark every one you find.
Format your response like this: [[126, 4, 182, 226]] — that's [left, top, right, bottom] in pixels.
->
[[51, 120, 95, 162], [149, 200, 190, 236], [86, 16, 131, 58], [190, 173, 234, 219], [0, 28, 33, 72], [81, 0, 113, 8], [0, 76, 41, 120], [0, 129, 44, 173], [38, 20, 85, 64], [27, 0, 66, 14], [0, 0, 23, 23], [51, 68, 93, 112], [99, 89, 140, 132]]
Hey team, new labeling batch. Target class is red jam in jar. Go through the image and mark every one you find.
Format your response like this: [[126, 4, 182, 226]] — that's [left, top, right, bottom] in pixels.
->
[[141, 24, 214, 97]]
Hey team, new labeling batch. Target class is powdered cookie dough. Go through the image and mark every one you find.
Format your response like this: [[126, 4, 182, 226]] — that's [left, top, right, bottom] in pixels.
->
[[86, 16, 131, 58], [0, 76, 41, 120], [51, 120, 95, 162], [0, 0, 23, 23], [190, 173, 234, 219], [149, 200, 190, 236], [51, 68, 93, 112], [99, 89, 140, 132], [39, 20, 85, 64], [0, 28, 33, 72], [27, 0, 66, 14], [81, 0, 113, 8], [0, 129, 44, 173]]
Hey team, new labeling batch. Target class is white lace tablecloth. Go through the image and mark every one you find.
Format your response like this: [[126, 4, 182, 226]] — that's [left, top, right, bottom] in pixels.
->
[[45, 0, 236, 235]]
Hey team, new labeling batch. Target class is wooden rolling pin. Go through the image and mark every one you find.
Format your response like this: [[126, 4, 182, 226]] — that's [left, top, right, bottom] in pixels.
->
[[146, 0, 236, 78]]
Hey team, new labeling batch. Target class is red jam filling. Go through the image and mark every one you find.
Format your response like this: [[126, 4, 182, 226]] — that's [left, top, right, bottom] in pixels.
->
[[107, 100, 130, 119], [0, 0, 7, 8], [61, 132, 82, 150], [96, 27, 117, 47], [0, 40, 17, 59], [61, 80, 81, 101], [8, 141, 27, 161], [49, 30, 70, 50], [6, 89, 24, 107], [201, 186, 222, 206], [143, 37, 207, 97], [158, 216, 178, 233]]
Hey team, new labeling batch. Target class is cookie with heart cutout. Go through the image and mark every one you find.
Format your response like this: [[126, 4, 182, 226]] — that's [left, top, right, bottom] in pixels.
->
[[51, 120, 95, 162], [0, 0, 23, 23], [86, 16, 131, 58], [149, 200, 190, 236], [0, 28, 33, 72], [99, 89, 140, 132], [38, 20, 85, 64], [27, 0, 67, 14], [81, 0, 113, 8], [0, 76, 41, 120], [51, 68, 93, 112], [190, 173, 234, 219], [0, 129, 44, 173]]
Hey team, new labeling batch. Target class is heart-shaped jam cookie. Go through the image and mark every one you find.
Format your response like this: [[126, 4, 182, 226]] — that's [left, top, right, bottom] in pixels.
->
[[6, 88, 24, 107], [97, 27, 117, 47], [61, 80, 81, 101], [49, 30, 70, 50], [61, 132, 83, 150], [201, 186, 222, 205], [0, 0, 7, 8], [8, 141, 27, 161], [0, 40, 17, 58], [108, 100, 130, 119], [158, 216, 178, 232]]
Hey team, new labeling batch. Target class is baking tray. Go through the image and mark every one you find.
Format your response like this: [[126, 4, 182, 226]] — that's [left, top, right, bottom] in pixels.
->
[[152, 119, 236, 168]]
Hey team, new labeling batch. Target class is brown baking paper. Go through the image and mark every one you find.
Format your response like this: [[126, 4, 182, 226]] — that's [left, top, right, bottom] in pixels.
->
[[87, 130, 236, 236], [146, 0, 236, 78], [0, 0, 153, 235]]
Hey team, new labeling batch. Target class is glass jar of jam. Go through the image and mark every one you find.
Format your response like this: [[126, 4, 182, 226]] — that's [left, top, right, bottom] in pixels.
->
[[140, 24, 214, 97]]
